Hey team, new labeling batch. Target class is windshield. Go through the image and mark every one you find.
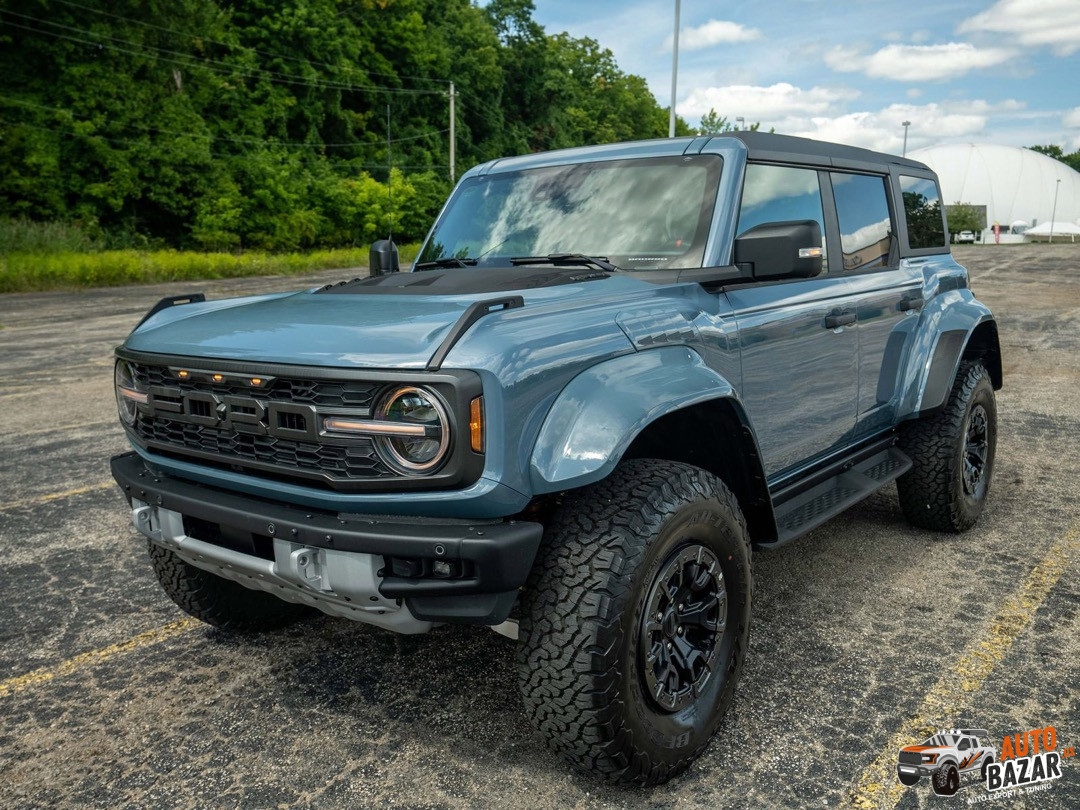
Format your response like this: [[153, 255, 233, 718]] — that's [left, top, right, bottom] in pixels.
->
[[417, 155, 723, 270]]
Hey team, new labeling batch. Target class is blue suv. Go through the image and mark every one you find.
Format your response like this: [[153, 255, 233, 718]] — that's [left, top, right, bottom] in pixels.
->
[[111, 132, 1001, 785]]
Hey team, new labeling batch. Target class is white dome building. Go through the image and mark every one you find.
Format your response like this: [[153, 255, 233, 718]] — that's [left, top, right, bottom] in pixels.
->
[[908, 143, 1080, 242]]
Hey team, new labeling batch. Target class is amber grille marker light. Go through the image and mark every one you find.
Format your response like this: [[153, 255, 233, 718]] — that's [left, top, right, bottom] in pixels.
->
[[470, 396, 485, 452]]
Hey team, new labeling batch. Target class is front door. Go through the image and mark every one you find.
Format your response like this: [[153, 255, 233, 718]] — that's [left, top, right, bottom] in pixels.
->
[[726, 163, 859, 477]]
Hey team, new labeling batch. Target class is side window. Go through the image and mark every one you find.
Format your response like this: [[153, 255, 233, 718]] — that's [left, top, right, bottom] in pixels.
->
[[958, 739, 970, 751], [900, 175, 947, 249], [830, 172, 893, 271], [738, 164, 828, 273]]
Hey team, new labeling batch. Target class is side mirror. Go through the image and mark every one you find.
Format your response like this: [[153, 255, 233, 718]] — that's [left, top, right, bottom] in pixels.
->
[[369, 239, 399, 276], [734, 220, 823, 281]]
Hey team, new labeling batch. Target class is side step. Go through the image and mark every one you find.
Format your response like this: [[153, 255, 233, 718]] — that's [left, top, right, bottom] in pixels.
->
[[760, 446, 912, 549]]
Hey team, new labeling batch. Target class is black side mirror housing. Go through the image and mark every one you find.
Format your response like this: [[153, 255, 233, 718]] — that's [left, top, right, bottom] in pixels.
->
[[369, 239, 399, 276], [733, 220, 823, 281]]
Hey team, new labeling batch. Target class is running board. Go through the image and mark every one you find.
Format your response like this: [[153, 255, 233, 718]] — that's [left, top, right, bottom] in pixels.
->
[[760, 446, 912, 549]]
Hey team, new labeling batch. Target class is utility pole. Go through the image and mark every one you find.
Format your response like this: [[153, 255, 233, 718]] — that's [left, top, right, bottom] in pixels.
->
[[1049, 178, 1061, 243], [668, 0, 680, 138], [448, 81, 456, 183], [901, 120, 911, 157]]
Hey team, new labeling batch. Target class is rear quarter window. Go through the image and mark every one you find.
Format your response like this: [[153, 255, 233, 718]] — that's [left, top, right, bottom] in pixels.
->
[[900, 175, 947, 250], [830, 172, 893, 271]]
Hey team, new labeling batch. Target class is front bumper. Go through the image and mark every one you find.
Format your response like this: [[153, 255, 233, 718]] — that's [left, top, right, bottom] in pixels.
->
[[897, 762, 936, 778], [111, 452, 543, 632]]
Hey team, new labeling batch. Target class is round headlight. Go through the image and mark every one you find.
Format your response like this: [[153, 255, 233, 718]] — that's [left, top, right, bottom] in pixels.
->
[[374, 386, 450, 473], [114, 359, 140, 426]]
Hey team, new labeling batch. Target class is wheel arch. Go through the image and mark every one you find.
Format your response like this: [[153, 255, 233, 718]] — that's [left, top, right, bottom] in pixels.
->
[[528, 347, 777, 544], [908, 311, 1002, 417]]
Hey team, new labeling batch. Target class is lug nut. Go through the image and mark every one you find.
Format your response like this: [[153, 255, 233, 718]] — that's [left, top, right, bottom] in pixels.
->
[[678, 603, 685, 612], [666, 642, 673, 650], [677, 626, 684, 636], [656, 611, 663, 621]]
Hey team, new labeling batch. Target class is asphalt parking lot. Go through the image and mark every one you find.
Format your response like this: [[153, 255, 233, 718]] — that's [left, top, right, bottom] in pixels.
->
[[0, 244, 1077, 809]]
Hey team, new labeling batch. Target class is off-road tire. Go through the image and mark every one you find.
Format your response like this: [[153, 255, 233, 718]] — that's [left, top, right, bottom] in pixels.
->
[[933, 763, 960, 796], [896, 767, 920, 786], [149, 542, 313, 631], [516, 459, 752, 785], [897, 361, 996, 532]]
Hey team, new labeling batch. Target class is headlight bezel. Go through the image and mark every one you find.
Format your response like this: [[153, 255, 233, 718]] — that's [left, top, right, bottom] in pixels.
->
[[114, 358, 145, 426], [371, 385, 452, 474]]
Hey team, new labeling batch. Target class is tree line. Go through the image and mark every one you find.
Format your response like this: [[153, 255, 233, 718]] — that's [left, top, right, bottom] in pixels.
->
[[0, 0, 695, 251]]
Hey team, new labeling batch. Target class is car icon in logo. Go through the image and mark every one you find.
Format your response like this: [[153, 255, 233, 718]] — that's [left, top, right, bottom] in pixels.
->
[[897, 728, 996, 796]]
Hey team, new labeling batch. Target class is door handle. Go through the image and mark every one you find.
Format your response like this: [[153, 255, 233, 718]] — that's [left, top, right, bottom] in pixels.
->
[[898, 295, 925, 312], [824, 311, 856, 329]]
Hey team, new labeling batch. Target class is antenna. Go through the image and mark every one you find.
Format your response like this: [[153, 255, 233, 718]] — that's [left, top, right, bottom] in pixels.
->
[[386, 103, 392, 244]]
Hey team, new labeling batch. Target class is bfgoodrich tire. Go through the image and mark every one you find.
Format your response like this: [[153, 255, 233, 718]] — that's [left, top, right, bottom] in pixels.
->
[[897, 361, 997, 532], [148, 542, 313, 632], [516, 459, 752, 785]]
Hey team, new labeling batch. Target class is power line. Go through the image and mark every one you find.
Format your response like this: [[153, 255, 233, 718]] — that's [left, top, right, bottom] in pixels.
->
[[49, 0, 451, 89], [0, 11, 446, 96]]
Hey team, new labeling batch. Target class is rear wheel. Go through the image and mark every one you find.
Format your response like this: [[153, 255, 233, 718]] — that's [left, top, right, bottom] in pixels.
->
[[897, 361, 996, 532], [516, 459, 752, 785], [149, 542, 313, 632]]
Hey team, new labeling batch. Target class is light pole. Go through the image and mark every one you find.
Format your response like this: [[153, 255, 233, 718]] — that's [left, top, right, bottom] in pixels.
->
[[669, 0, 680, 138], [901, 120, 911, 157], [1049, 178, 1061, 243], [736, 116, 745, 130]]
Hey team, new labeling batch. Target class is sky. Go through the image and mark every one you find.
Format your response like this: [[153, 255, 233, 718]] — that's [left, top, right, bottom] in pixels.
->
[[531, 0, 1080, 154]]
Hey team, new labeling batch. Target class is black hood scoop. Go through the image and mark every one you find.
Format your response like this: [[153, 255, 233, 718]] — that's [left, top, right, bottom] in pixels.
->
[[317, 265, 609, 295]]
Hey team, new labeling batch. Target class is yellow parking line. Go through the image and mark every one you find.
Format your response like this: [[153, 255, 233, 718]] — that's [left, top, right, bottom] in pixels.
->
[[850, 525, 1080, 809], [0, 481, 114, 511], [0, 618, 199, 699]]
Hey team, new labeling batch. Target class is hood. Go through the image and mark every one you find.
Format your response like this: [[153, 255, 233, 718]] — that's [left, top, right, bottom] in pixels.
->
[[124, 269, 675, 368], [901, 746, 945, 752]]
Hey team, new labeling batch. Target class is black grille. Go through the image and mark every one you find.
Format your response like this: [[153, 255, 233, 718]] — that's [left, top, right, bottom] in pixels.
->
[[130, 363, 379, 409], [128, 361, 395, 485], [135, 416, 395, 481], [899, 751, 924, 766]]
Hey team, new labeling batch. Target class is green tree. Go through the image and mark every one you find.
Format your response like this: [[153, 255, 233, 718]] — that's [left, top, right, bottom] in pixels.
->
[[945, 202, 985, 236]]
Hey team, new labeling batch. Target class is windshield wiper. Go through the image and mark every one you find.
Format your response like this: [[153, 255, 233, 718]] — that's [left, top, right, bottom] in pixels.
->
[[414, 257, 478, 270], [509, 253, 619, 272]]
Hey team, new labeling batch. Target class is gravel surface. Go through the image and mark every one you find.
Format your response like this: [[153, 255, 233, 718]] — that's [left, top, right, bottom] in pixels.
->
[[0, 245, 1077, 809]]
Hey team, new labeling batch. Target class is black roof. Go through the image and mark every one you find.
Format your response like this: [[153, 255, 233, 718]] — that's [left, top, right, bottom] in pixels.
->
[[728, 130, 931, 172]]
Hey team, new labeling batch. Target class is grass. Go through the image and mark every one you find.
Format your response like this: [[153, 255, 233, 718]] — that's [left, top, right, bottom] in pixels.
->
[[0, 244, 420, 293]]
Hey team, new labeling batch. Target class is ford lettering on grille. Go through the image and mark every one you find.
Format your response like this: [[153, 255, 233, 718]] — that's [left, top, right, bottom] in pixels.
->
[[146, 387, 328, 442]]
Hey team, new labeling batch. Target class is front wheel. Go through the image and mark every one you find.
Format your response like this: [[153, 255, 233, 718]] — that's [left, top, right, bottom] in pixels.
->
[[516, 459, 753, 785], [933, 763, 960, 796], [896, 767, 920, 786]]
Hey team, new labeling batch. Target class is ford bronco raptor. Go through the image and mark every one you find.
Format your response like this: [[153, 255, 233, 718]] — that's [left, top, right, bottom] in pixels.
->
[[111, 132, 1001, 785], [897, 728, 997, 795]]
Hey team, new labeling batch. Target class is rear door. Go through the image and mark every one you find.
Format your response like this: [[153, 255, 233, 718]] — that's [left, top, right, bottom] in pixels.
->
[[725, 163, 859, 477], [827, 170, 924, 437]]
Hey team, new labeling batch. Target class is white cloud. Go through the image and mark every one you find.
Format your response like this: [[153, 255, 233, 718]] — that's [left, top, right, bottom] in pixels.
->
[[664, 20, 761, 52], [676, 82, 859, 120], [959, 0, 1080, 57], [791, 104, 989, 153], [1064, 107, 1080, 128], [825, 42, 1016, 82]]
